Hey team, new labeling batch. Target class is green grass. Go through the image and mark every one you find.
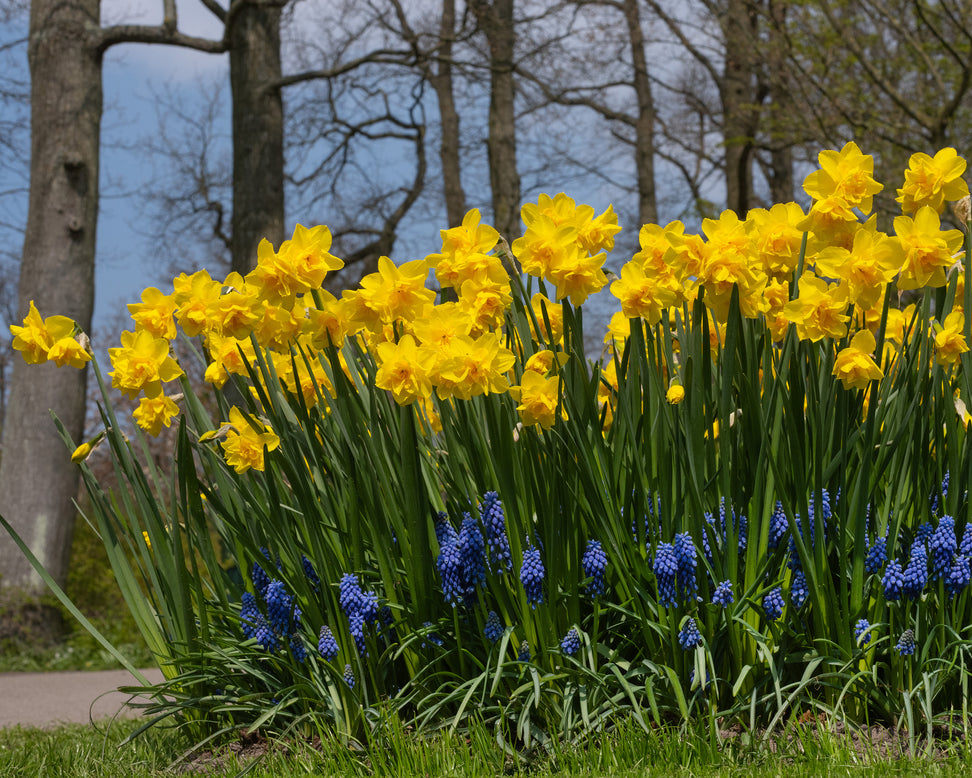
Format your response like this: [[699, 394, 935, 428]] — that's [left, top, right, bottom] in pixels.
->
[[1, 717, 971, 778]]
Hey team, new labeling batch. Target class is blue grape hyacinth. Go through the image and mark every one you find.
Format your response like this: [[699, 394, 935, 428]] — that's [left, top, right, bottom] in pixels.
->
[[854, 618, 871, 645], [763, 587, 784, 621], [673, 532, 698, 602], [902, 540, 928, 600], [240, 592, 261, 640], [251, 559, 271, 598], [520, 544, 545, 607], [338, 573, 365, 616], [768, 501, 788, 550], [712, 580, 734, 607], [484, 610, 503, 643], [517, 640, 531, 662], [434, 511, 459, 548], [437, 537, 465, 606], [948, 556, 971, 598], [790, 569, 809, 609], [582, 539, 608, 597], [481, 491, 512, 572], [458, 514, 486, 599], [864, 536, 887, 574], [882, 559, 905, 601], [561, 628, 581, 656], [653, 542, 678, 606], [343, 664, 355, 688], [930, 515, 957, 581], [302, 555, 320, 589], [895, 629, 917, 656], [264, 580, 294, 635], [318, 625, 339, 660], [678, 618, 703, 650], [961, 523, 972, 557]]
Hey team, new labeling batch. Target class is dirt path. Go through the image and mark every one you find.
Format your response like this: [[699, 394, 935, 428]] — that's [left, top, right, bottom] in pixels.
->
[[0, 668, 165, 729]]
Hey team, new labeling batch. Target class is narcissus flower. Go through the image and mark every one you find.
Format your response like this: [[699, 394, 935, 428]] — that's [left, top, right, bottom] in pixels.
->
[[247, 224, 343, 303], [896, 148, 970, 215], [803, 141, 883, 220], [894, 206, 965, 290], [133, 394, 181, 437], [108, 329, 183, 399], [11, 301, 90, 368], [813, 222, 903, 310], [127, 287, 178, 340], [375, 334, 435, 405], [428, 208, 502, 289], [833, 329, 884, 390], [782, 274, 851, 342], [220, 407, 280, 474], [510, 370, 565, 429], [433, 332, 515, 400], [610, 260, 680, 324], [934, 312, 970, 367]]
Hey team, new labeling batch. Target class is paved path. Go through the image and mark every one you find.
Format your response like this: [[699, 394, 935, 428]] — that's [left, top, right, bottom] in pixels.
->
[[0, 668, 165, 729]]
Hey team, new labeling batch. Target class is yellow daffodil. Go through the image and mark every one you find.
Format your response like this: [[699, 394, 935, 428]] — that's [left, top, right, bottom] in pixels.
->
[[782, 274, 851, 342], [10, 301, 90, 368], [510, 371, 565, 429], [133, 394, 181, 437], [896, 148, 970, 215], [427, 208, 501, 289], [220, 407, 280, 474], [934, 312, 970, 367], [803, 141, 883, 221], [108, 329, 183, 399], [894, 206, 965, 290], [127, 287, 178, 340], [833, 329, 883, 390], [375, 334, 435, 405]]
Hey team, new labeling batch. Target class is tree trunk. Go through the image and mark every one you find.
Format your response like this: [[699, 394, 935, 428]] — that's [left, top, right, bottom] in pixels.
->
[[229, 0, 285, 274], [623, 0, 657, 226], [432, 0, 466, 227], [765, 0, 793, 203], [471, 0, 520, 241], [0, 0, 100, 594], [722, 0, 758, 215]]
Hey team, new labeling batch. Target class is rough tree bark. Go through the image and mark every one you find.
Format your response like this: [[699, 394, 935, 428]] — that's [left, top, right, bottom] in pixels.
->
[[0, 0, 224, 604], [623, 0, 658, 226], [227, 0, 285, 274], [721, 0, 760, 215], [470, 0, 521, 241], [432, 0, 467, 227], [0, 0, 101, 595]]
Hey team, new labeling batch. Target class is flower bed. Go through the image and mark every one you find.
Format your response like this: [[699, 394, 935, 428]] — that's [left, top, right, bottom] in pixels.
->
[[7, 143, 972, 746]]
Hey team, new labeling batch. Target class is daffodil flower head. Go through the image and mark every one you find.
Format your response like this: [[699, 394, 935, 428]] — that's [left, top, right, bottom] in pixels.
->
[[108, 329, 184, 399], [220, 407, 280, 474], [934, 312, 970, 367], [803, 141, 883, 220], [833, 329, 884, 390], [133, 394, 181, 437], [896, 148, 970, 215]]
